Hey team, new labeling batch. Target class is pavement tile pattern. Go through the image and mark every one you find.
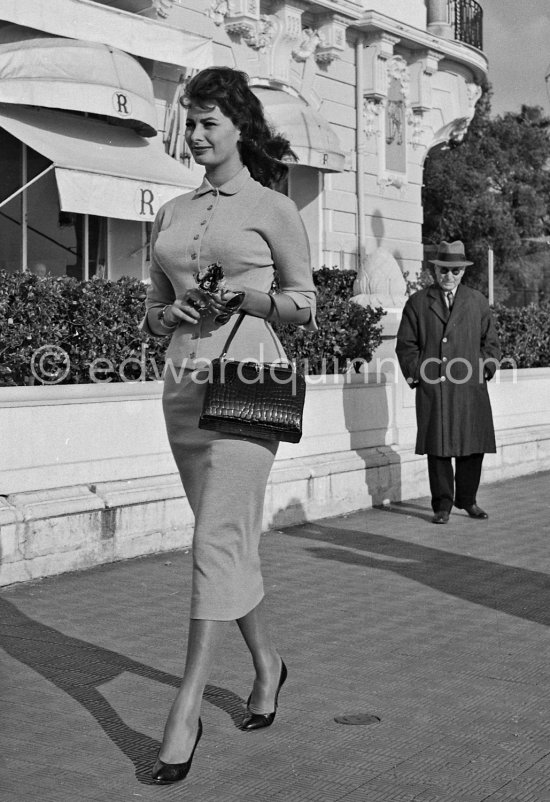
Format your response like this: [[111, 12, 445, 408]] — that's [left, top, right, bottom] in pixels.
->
[[1, 471, 550, 801]]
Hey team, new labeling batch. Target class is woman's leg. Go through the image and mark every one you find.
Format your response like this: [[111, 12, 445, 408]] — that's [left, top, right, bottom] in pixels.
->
[[158, 618, 227, 762], [237, 599, 282, 713]]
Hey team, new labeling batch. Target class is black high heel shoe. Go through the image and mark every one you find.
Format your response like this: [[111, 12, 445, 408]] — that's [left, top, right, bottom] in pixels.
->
[[151, 718, 203, 785], [241, 660, 288, 731]]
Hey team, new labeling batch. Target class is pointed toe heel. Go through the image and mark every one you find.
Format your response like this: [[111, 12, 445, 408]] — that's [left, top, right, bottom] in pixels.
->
[[151, 718, 203, 785], [241, 660, 287, 732]]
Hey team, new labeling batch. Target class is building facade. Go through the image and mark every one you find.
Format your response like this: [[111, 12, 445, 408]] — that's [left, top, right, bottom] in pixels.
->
[[0, 0, 487, 289]]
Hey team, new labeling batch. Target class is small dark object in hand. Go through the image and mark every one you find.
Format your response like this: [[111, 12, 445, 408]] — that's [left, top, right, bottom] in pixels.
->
[[195, 261, 231, 322], [195, 261, 225, 294]]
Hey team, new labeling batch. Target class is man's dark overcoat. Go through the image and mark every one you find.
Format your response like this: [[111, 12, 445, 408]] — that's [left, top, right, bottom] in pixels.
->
[[395, 284, 501, 457]]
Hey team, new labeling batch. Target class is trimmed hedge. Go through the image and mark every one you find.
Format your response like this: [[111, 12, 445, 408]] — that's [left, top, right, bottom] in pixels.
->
[[0, 268, 385, 385], [3, 269, 546, 386], [273, 267, 385, 374], [493, 301, 550, 369]]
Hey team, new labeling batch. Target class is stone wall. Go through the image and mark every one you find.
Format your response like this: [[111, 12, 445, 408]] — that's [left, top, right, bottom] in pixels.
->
[[2, 368, 550, 587]]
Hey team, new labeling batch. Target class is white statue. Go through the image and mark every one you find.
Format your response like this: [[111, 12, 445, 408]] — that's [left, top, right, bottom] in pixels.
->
[[351, 247, 407, 309]]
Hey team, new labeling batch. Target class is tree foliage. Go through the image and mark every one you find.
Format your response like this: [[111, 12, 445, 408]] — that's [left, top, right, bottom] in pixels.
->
[[422, 86, 550, 301]]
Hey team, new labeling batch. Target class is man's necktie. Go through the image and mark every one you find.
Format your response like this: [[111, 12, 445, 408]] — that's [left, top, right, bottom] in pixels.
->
[[446, 291, 454, 310]]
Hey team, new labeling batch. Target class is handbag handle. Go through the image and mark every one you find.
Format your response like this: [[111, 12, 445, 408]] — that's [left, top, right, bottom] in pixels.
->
[[218, 313, 246, 359]]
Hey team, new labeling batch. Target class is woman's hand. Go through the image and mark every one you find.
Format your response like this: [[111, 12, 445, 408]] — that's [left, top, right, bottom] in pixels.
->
[[164, 289, 226, 325]]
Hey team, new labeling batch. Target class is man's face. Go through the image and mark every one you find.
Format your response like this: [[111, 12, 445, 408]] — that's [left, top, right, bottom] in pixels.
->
[[434, 265, 465, 292]]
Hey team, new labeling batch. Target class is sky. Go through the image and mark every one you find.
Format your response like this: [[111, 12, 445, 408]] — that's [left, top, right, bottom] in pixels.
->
[[482, 0, 550, 116]]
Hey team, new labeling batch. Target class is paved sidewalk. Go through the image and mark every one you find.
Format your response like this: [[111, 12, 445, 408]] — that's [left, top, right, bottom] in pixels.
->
[[2, 471, 550, 802]]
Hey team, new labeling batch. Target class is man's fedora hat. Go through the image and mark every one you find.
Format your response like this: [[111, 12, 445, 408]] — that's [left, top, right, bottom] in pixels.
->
[[429, 240, 473, 267]]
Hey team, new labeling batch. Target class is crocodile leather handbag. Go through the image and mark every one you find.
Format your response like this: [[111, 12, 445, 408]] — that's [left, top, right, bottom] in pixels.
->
[[199, 315, 306, 443]]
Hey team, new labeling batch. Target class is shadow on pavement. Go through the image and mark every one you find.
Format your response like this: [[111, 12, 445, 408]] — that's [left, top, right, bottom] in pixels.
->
[[0, 596, 244, 784], [373, 501, 433, 522], [283, 522, 550, 627]]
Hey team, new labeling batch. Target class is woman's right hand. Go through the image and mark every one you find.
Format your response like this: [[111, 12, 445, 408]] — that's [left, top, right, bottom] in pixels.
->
[[164, 289, 226, 325]]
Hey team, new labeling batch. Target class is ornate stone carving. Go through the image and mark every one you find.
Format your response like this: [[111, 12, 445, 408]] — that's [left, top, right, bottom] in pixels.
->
[[206, 0, 230, 26], [449, 116, 471, 144], [385, 55, 425, 150], [448, 84, 482, 144], [152, 0, 173, 18], [215, 0, 261, 38], [467, 82, 483, 111], [314, 15, 347, 65], [241, 15, 277, 51], [291, 15, 347, 66], [292, 27, 324, 62], [387, 56, 411, 107], [377, 174, 407, 192], [426, 76, 483, 152], [363, 97, 382, 139], [409, 111, 424, 149]]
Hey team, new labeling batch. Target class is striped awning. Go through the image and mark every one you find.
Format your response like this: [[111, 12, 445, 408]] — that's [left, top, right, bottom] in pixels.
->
[[0, 105, 198, 221], [0, 0, 213, 69], [0, 30, 158, 137], [253, 87, 346, 172]]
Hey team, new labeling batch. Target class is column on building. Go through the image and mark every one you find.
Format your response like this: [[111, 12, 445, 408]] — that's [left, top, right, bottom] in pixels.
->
[[427, 0, 453, 39]]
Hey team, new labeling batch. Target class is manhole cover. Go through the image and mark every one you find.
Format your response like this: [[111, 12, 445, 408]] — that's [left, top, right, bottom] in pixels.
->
[[334, 713, 381, 725]]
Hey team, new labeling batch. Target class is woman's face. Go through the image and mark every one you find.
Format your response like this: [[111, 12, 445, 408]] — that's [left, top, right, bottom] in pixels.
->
[[185, 103, 242, 172]]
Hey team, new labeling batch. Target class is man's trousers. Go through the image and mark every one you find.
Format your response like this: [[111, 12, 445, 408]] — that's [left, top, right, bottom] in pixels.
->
[[427, 453, 484, 513]]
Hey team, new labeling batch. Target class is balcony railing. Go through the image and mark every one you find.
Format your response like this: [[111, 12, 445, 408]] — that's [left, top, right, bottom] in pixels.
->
[[449, 0, 483, 50]]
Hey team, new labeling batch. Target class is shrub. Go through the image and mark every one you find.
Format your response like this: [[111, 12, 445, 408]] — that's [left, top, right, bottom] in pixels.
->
[[3, 270, 550, 384], [273, 268, 385, 374], [0, 272, 169, 385], [0, 268, 385, 384], [493, 301, 550, 368]]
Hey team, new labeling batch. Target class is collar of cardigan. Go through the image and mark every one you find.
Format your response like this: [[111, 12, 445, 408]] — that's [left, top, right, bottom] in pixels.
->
[[194, 166, 250, 197]]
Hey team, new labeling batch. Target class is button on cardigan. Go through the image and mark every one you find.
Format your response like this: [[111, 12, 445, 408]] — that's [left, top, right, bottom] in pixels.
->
[[142, 167, 317, 368]]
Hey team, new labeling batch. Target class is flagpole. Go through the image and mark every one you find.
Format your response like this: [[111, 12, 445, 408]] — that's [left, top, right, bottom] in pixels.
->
[[488, 246, 494, 305]]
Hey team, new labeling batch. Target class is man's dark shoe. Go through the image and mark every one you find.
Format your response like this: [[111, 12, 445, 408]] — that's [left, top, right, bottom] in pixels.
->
[[432, 510, 449, 524], [460, 504, 488, 519]]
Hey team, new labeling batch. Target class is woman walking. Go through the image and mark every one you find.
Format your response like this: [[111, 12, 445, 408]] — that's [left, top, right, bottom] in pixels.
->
[[141, 67, 316, 784]]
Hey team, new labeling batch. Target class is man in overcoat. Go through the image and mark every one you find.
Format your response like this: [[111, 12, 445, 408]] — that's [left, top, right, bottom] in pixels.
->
[[396, 241, 502, 524]]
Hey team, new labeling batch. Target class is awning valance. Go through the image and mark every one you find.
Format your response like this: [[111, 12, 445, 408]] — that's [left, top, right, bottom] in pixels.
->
[[0, 0, 213, 70], [0, 31, 158, 137], [0, 105, 197, 221], [253, 87, 346, 172]]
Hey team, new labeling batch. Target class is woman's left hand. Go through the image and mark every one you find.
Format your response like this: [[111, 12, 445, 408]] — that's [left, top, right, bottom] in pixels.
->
[[218, 288, 245, 311]]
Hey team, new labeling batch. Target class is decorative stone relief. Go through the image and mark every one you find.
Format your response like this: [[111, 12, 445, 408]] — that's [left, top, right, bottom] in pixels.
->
[[206, 0, 230, 26], [377, 174, 407, 193], [152, 0, 173, 18], [409, 111, 424, 149], [211, 0, 261, 37], [314, 16, 347, 65], [448, 84, 482, 144], [210, 2, 347, 79], [363, 97, 382, 139], [241, 15, 278, 51], [467, 82, 483, 112], [426, 75, 483, 152], [386, 56, 410, 103], [292, 27, 324, 62], [385, 56, 410, 173], [291, 15, 346, 67]]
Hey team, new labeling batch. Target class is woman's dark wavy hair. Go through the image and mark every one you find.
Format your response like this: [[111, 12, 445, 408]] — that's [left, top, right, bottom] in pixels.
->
[[182, 67, 296, 187]]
